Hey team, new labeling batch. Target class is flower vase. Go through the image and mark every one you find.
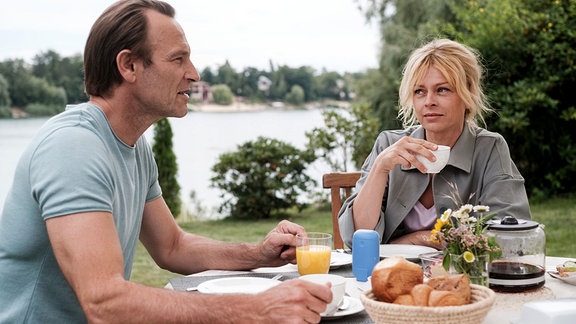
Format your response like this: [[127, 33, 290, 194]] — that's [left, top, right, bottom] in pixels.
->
[[448, 253, 489, 287]]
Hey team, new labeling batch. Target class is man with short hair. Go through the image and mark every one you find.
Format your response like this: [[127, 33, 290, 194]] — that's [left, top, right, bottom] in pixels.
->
[[0, 1, 331, 322]]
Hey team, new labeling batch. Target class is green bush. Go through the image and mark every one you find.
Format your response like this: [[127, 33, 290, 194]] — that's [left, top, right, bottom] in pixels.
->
[[25, 103, 64, 117], [285, 85, 305, 106], [210, 136, 317, 220], [211, 84, 234, 105]]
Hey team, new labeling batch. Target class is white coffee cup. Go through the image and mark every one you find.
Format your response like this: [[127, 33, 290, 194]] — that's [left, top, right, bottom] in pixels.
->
[[299, 273, 346, 315], [416, 145, 450, 173]]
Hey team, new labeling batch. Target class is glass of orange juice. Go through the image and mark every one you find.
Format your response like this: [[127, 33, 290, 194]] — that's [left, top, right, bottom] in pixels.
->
[[296, 232, 332, 275]]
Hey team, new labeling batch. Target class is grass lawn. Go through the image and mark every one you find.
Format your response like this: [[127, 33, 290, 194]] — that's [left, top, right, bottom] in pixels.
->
[[131, 197, 576, 287]]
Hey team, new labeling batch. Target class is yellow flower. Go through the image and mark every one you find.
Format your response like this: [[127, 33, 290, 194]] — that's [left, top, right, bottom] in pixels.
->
[[429, 219, 443, 243], [433, 219, 443, 232], [463, 251, 476, 263]]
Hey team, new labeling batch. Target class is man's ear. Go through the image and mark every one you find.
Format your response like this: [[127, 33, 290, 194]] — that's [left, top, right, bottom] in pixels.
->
[[117, 49, 137, 83]]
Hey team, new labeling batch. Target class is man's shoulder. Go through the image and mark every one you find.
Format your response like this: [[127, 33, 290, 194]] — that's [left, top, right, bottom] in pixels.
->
[[39, 103, 110, 141]]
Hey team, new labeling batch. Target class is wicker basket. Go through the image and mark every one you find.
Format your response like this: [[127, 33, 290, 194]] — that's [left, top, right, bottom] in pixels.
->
[[360, 284, 496, 324]]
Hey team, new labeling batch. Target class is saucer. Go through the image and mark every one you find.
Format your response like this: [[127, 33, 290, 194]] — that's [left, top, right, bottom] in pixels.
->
[[548, 271, 576, 285], [321, 296, 364, 319]]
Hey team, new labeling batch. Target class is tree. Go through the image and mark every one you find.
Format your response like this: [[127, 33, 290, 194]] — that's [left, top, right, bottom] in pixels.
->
[[354, 0, 455, 130], [0, 59, 66, 112], [316, 71, 345, 100], [210, 136, 316, 220], [354, 0, 576, 197], [152, 118, 182, 218], [216, 61, 241, 95], [238, 67, 262, 100], [306, 104, 380, 172], [0, 74, 10, 118], [0, 74, 10, 107], [200, 67, 216, 84], [438, 0, 576, 197], [32, 51, 86, 104]]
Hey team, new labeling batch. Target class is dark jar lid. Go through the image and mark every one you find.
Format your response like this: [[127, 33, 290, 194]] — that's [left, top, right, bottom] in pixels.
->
[[487, 215, 540, 231]]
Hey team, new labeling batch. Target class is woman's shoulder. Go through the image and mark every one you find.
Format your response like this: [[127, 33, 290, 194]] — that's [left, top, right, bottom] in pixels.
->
[[376, 126, 422, 142], [472, 126, 508, 145], [468, 126, 513, 158]]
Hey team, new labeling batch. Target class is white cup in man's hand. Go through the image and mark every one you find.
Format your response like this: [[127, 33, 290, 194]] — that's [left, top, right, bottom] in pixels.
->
[[417, 145, 450, 173], [299, 274, 346, 315]]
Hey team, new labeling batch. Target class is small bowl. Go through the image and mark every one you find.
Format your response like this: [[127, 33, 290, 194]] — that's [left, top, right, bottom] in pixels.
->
[[419, 251, 446, 278]]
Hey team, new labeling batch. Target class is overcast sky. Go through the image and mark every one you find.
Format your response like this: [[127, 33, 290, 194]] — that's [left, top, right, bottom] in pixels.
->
[[0, 0, 380, 74]]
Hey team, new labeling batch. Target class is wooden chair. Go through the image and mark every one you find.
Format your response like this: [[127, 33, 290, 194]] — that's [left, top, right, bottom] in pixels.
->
[[322, 171, 361, 249]]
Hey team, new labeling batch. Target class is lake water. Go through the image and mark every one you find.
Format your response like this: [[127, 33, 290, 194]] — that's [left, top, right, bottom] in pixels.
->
[[0, 109, 330, 219]]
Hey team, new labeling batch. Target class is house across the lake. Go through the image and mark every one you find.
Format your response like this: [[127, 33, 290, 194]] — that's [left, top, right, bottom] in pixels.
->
[[190, 81, 212, 103]]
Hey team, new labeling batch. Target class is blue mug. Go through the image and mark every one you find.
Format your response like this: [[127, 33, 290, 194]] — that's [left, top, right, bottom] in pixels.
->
[[352, 229, 380, 282]]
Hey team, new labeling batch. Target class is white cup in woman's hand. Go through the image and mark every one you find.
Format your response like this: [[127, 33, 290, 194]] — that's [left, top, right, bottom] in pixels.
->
[[417, 145, 450, 173]]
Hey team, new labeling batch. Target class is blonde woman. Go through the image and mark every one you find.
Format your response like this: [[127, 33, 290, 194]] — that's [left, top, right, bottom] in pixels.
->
[[339, 39, 530, 249]]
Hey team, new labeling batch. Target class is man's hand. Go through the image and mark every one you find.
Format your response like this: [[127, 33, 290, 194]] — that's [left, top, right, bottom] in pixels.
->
[[257, 220, 306, 266]]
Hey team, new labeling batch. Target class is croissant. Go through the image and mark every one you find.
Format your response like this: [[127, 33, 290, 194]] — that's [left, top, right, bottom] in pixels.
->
[[411, 284, 433, 306], [426, 274, 471, 304], [393, 294, 415, 306], [428, 290, 467, 306]]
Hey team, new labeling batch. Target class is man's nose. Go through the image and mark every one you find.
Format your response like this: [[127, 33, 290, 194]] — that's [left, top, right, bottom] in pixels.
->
[[186, 61, 200, 82]]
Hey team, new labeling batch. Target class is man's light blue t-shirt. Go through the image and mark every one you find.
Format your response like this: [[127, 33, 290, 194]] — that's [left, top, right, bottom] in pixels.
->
[[0, 103, 162, 322]]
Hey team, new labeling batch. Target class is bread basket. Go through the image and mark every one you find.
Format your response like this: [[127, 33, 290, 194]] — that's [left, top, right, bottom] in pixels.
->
[[360, 284, 496, 324]]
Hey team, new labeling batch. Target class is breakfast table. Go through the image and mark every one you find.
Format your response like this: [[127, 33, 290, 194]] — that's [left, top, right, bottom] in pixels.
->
[[166, 255, 576, 323]]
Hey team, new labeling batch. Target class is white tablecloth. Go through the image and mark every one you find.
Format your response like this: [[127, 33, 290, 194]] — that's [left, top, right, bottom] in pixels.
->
[[166, 256, 576, 323]]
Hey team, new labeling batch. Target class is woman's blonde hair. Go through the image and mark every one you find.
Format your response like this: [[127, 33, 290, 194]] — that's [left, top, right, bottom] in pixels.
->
[[398, 38, 492, 129]]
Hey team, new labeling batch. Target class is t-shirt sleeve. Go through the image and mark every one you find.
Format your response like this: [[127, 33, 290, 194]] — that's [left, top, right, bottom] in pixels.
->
[[31, 127, 119, 219]]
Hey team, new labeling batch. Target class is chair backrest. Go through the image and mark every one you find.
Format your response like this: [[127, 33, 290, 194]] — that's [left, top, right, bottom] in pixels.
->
[[322, 171, 361, 249]]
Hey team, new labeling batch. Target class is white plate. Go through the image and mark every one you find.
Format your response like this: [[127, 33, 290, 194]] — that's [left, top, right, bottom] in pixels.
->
[[379, 244, 438, 261], [548, 271, 576, 285], [330, 251, 352, 269], [197, 277, 281, 294], [322, 296, 364, 319]]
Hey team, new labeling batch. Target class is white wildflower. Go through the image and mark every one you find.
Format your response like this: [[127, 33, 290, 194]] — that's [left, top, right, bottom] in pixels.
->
[[473, 205, 490, 213]]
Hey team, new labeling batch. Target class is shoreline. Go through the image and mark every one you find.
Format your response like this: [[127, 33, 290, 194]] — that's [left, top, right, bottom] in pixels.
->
[[189, 102, 269, 113], [188, 99, 350, 113], [7, 100, 351, 119]]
